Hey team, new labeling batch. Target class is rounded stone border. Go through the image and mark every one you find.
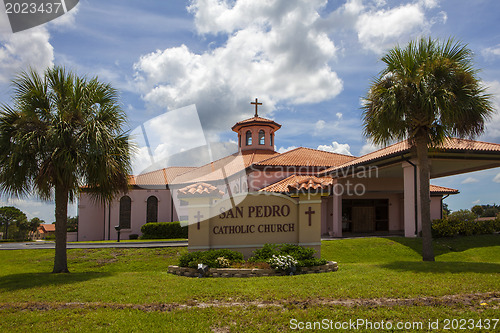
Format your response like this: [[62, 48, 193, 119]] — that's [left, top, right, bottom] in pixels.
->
[[167, 261, 338, 278]]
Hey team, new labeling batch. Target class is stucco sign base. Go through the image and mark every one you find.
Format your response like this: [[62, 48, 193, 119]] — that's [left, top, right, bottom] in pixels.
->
[[184, 192, 323, 258]]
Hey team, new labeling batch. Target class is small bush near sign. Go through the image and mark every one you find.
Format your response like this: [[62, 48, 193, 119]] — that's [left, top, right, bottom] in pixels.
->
[[141, 222, 188, 239], [179, 249, 244, 268], [178, 244, 327, 273], [249, 243, 327, 268]]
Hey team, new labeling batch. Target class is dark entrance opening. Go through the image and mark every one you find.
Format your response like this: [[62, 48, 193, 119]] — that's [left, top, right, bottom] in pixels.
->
[[342, 199, 389, 233]]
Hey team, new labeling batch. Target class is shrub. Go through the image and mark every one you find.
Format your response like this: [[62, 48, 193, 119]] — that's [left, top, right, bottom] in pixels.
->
[[141, 222, 188, 239], [249, 243, 326, 267], [179, 249, 244, 268], [268, 254, 297, 272], [248, 243, 279, 262], [431, 218, 458, 238], [129, 234, 139, 240], [432, 209, 500, 238]]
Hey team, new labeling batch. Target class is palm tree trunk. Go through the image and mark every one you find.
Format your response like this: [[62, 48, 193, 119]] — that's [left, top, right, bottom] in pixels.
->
[[416, 134, 435, 261], [53, 184, 69, 273]]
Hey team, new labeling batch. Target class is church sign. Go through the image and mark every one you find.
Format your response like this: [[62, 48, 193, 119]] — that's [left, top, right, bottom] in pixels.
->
[[178, 183, 323, 258]]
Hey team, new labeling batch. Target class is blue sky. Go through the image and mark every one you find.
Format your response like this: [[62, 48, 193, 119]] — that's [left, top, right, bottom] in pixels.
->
[[0, 0, 499, 222]]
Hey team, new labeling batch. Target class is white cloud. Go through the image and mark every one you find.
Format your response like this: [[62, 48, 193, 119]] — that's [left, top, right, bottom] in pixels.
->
[[133, 0, 343, 132], [130, 105, 209, 175], [359, 140, 383, 155], [356, 3, 425, 53], [337, 0, 445, 54], [472, 199, 481, 205], [336, 112, 343, 120], [483, 44, 500, 58], [0, 27, 54, 83], [278, 146, 297, 154], [315, 120, 326, 130], [317, 141, 352, 156], [493, 173, 500, 183], [483, 80, 500, 140], [0, 0, 79, 84], [461, 177, 479, 184]]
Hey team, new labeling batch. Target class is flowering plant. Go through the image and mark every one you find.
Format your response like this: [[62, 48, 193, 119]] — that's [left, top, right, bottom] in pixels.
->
[[215, 257, 231, 268], [268, 254, 297, 272]]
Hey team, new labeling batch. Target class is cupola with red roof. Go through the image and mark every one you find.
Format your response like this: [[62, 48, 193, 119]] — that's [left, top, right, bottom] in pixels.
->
[[231, 98, 281, 152]]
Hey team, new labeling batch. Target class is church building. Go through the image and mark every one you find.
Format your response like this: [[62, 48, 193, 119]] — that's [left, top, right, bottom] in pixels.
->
[[78, 100, 500, 241]]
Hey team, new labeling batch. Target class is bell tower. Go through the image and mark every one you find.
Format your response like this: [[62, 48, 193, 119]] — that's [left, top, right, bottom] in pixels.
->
[[231, 98, 281, 152]]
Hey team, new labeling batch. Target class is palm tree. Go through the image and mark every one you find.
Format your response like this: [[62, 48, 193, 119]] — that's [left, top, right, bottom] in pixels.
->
[[362, 37, 494, 261], [0, 66, 132, 272]]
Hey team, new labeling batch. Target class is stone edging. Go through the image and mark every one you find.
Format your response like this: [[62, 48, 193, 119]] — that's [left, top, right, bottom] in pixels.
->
[[167, 261, 338, 278]]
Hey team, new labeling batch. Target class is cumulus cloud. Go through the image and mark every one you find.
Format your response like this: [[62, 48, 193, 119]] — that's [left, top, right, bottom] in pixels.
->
[[355, 0, 445, 53], [482, 44, 500, 59], [277, 146, 297, 154], [493, 173, 500, 183], [0, 27, 54, 83], [326, 0, 445, 54], [133, 0, 343, 132], [483, 80, 500, 140], [0, 0, 80, 84], [359, 140, 384, 155], [461, 177, 479, 184], [317, 141, 353, 156]]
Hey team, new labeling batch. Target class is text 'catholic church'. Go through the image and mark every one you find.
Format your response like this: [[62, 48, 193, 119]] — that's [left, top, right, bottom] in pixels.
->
[[78, 100, 500, 242]]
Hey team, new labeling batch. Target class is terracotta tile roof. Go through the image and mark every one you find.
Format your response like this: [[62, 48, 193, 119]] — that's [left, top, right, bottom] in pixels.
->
[[131, 167, 196, 186], [287, 177, 331, 192], [256, 147, 356, 168], [429, 184, 459, 194], [177, 183, 224, 198], [231, 116, 281, 132], [40, 224, 55, 232], [321, 138, 500, 176], [173, 149, 279, 184], [260, 175, 333, 193], [263, 176, 458, 195]]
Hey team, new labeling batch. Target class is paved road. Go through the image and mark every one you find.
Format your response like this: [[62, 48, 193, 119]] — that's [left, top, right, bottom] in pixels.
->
[[0, 240, 188, 250]]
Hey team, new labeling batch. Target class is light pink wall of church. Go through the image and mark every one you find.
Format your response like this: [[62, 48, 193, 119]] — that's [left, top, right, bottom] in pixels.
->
[[78, 189, 176, 241], [78, 193, 105, 241], [430, 196, 443, 221]]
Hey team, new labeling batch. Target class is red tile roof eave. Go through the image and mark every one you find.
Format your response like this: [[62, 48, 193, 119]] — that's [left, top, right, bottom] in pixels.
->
[[320, 145, 500, 177], [320, 150, 412, 177]]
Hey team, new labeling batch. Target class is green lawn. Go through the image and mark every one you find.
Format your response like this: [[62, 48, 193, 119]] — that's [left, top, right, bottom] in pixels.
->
[[1, 235, 499, 332]]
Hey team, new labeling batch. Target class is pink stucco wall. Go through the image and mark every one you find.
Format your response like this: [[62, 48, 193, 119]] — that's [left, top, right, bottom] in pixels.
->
[[78, 188, 176, 241], [430, 196, 443, 221]]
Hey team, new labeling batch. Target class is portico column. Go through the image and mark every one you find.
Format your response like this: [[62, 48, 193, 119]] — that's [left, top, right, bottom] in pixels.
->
[[332, 180, 342, 237], [402, 161, 420, 237]]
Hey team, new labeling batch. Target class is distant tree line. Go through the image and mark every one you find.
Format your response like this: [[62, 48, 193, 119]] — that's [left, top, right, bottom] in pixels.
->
[[0, 205, 77, 241], [471, 204, 500, 218]]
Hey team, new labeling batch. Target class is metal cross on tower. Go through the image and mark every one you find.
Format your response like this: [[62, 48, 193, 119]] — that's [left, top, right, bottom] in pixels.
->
[[251, 98, 262, 117]]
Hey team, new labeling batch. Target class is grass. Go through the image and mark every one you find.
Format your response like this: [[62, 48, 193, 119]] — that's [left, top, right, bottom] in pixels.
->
[[0, 235, 498, 332]]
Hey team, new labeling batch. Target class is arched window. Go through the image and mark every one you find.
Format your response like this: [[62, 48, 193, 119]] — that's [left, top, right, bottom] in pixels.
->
[[270, 132, 273, 146], [119, 196, 131, 229], [246, 130, 252, 145], [146, 196, 158, 223], [238, 134, 241, 147], [259, 130, 265, 145]]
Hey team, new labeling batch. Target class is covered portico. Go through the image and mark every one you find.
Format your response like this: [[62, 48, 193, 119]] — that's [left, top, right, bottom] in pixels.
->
[[321, 138, 500, 238]]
